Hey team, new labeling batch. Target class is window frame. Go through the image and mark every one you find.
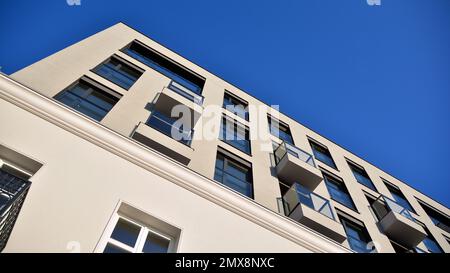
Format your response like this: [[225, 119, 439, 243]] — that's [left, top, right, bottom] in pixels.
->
[[323, 171, 357, 211], [219, 115, 251, 155], [383, 180, 416, 214], [54, 77, 122, 122], [267, 115, 294, 145], [91, 55, 144, 90], [308, 138, 338, 170], [102, 214, 176, 253], [346, 160, 377, 192], [222, 91, 249, 121], [214, 149, 254, 199]]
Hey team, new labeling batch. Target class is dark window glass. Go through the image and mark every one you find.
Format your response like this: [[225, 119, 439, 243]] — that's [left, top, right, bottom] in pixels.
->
[[124, 41, 204, 95], [348, 162, 377, 191], [142, 232, 170, 253], [110, 218, 141, 248], [223, 92, 249, 120], [146, 110, 193, 146], [103, 243, 129, 253], [340, 217, 372, 253], [420, 226, 443, 253], [417, 201, 450, 233], [55, 80, 119, 121], [309, 140, 337, 169], [220, 117, 251, 154], [214, 153, 253, 198], [324, 174, 356, 210], [268, 117, 294, 145], [384, 183, 415, 213], [93, 57, 142, 90]]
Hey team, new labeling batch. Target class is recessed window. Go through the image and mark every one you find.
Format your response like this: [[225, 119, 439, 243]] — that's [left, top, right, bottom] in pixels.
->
[[338, 213, 374, 253], [0, 164, 32, 252], [104, 217, 172, 253], [418, 224, 443, 253], [268, 116, 294, 145], [146, 110, 193, 146], [384, 181, 415, 214], [55, 78, 121, 121], [214, 150, 253, 198], [308, 139, 337, 169], [219, 116, 251, 154], [92, 56, 143, 90], [123, 40, 204, 95], [223, 92, 249, 121], [347, 161, 377, 191], [323, 173, 356, 211], [416, 200, 450, 233]]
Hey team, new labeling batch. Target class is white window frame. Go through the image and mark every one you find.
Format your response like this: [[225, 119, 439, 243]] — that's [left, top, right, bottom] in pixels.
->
[[102, 214, 176, 253]]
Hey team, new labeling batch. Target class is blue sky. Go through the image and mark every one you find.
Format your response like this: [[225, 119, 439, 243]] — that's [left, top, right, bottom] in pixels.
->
[[1, 0, 449, 207]]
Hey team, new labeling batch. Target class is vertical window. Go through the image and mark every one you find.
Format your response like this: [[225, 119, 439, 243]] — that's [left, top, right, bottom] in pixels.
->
[[55, 78, 121, 121], [93, 56, 143, 90], [384, 182, 415, 213], [214, 151, 253, 198], [123, 40, 204, 95], [223, 92, 249, 121], [416, 200, 450, 233], [339, 216, 373, 253], [347, 161, 377, 191], [219, 117, 251, 154], [0, 165, 31, 252], [268, 116, 294, 145], [419, 225, 443, 253], [104, 217, 172, 253], [308, 139, 337, 169], [324, 173, 356, 211]]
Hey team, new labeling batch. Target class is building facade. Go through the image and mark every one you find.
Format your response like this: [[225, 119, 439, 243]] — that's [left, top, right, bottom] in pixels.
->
[[0, 22, 448, 253]]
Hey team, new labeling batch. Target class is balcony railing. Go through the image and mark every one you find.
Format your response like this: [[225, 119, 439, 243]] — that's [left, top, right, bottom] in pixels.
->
[[283, 183, 335, 220], [274, 141, 316, 167], [0, 169, 31, 252], [373, 195, 415, 222], [168, 81, 204, 106], [146, 111, 193, 146], [94, 62, 138, 90]]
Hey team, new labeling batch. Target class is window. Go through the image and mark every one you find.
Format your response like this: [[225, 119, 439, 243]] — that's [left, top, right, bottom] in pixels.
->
[[417, 200, 450, 233], [146, 110, 193, 146], [0, 164, 31, 252], [123, 40, 204, 95], [223, 92, 249, 121], [347, 161, 377, 191], [219, 116, 251, 154], [420, 225, 443, 253], [339, 214, 374, 253], [103, 217, 173, 253], [384, 182, 415, 213], [55, 78, 121, 121], [324, 173, 356, 210], [92, 56, 143, 90], [268, 116, 294, 145], [309, 139, 337, 169], [214, 151, 253, 198]]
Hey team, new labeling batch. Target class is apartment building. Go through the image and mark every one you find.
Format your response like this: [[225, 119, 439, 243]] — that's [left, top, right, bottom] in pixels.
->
[[0, 22, 448, 253]]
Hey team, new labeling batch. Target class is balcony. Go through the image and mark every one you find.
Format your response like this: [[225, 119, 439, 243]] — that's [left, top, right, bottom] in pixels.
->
[[274, 142, 323, 189], [131, 112, 194, 165], [153, 82, 203, 127], [282, 183, 347, 242], [371, 195, 426, 247], [0, 169, 31, 252]]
